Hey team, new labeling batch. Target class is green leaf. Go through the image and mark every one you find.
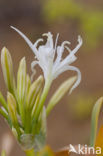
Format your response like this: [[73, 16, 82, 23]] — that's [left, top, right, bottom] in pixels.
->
[[46, 76, 77, 116], [90, 97, 103, 147]]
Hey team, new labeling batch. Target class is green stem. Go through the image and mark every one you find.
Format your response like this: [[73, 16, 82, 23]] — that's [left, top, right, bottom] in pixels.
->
[[35, 78, 52, 121], [25, 149, 35, 156]]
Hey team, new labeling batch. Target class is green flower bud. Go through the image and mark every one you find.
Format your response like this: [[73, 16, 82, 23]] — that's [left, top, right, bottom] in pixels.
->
[[7, 92, 20, 136], [31, 88, 42, 118], [12, 127, 18, 139], [0, 92, 8, 111], [7, 92, 17, 122], [26, 75, 43, 110], [1, 47, 16, 94], [26, 74, 31, 96], [46, 76, 77, 116], [17, 57, 26, 104]]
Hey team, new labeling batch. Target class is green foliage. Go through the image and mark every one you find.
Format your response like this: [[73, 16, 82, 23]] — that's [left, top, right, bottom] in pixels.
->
[[43, 0, 103, 49]]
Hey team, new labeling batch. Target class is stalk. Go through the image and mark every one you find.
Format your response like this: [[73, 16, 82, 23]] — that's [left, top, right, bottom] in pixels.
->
[[35, 78, 52, 120]]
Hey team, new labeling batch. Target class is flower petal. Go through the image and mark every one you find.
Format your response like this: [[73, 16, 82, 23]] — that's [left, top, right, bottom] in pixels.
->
[[11, 26, 37, 55]]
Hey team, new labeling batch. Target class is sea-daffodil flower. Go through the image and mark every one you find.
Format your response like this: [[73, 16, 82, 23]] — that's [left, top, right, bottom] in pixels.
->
[[11, 26, 82, 93], [11, 26, 82, 119]]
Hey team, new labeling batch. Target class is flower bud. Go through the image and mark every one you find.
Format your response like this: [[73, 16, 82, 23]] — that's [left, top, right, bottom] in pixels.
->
[[7, 92, 17, 120], [1, 47, 15, 93], [46, 76, 77, 116], [7, 92, 19, 129], [26, 75, 43, 110], [17, 57, 26, 103]]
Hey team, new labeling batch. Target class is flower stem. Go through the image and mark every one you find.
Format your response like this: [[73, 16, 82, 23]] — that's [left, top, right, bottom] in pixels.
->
[[25, 149, 35, 156], [35, 78, 51, 120]]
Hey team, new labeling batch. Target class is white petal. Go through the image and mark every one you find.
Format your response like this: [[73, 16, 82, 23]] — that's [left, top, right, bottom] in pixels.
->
[[65, 46, 71, 53], [31, 60, 39, 81], [33, 39, 43, 48], [53, 65, 81, 94], [67, 66, 81, 94], [11, 26, 37, 55], [43, 32, 53, 49], [71, 35, 83, 55]]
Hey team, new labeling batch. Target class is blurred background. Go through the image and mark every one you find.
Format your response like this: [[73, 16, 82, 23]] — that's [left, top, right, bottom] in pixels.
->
[[0, 0, 103, 155]]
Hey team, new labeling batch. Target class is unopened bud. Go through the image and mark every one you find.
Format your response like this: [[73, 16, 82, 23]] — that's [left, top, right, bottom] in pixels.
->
[[46, 76, 77, 116], [1, 47, 15, 93]]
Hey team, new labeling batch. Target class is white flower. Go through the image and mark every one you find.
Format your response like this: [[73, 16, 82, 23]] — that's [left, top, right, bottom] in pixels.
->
[[11, 26, 82, 93]]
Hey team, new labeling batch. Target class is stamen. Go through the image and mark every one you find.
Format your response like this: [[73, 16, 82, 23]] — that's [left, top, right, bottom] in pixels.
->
[[61, 41, 71, 47], [65, 46, 71, 53], [31, 61, 39, 81], [54, 33, 59, 51], [11, 26, 38, 55], [33, 39, 43, 48]]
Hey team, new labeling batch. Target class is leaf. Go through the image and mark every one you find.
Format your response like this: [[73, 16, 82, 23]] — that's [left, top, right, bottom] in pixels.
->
[[90, 97, 103, 147], [46, 76, 77, 116], [95, 125, 103, 156]]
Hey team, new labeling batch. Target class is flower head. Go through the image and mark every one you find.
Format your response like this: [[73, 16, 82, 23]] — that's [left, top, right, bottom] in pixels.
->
[[11, 26, 82, 93]]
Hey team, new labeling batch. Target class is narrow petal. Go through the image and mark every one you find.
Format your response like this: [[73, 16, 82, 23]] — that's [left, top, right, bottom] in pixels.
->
[[71, 35, 83, 55], [31, 60, 39, 81], [33, 39, 43, 48], [67, 66, 81, 94], [11, 26, 37, 55], [54, 41, 71, 68], [53, 65, 81, 93], [43, 32, 53, 49]]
